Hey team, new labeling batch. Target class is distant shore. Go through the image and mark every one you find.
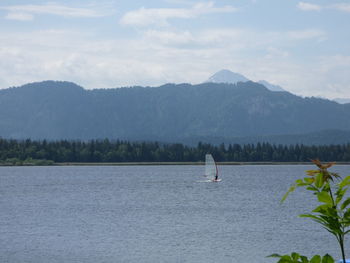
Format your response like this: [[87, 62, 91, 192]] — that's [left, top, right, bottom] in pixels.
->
[[55, 161, 350, 166], [56, 161, 314, 166], [2, 161, 350, 167]]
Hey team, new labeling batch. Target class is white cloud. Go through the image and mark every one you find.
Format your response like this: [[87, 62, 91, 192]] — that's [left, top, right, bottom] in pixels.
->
[[264, 47, 289, 59], [142, 28, 327, 51], [120, 7, 191, 27], [5, 12, 34, 21], [287, 29, 326, 41], [298, 55, 350, 98], [297, 2, 350, 13], [164, 0, 195, 5], [0, 26, 348, 99], [144, 30, 194, 45], [297, 2, 322, 11], [120, 2, 236, 27], [0, 3, 111, 20], [332, 3, 350, 13]]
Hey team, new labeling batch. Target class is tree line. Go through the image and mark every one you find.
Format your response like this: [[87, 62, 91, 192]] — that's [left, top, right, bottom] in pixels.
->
[[0, 138, 350, 164]]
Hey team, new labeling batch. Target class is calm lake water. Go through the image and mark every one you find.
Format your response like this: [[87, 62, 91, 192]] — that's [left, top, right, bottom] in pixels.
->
[[0, 165, 349, 263]]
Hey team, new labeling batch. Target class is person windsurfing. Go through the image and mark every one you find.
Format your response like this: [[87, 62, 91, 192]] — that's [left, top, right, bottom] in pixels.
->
[[212, 170, 219, 182]]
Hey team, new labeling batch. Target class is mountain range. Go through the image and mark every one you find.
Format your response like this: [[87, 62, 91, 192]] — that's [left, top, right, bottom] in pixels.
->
[[1, 76, 350, 145]]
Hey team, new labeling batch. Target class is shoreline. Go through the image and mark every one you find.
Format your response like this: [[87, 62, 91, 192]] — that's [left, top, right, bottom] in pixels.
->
[[53, 161, 350, 166], [1, 161, 350, 167]]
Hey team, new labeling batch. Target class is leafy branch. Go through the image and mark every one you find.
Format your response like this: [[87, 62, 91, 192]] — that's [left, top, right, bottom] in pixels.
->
[[271, 160, 350, 263], [268, 252, 334, 263]]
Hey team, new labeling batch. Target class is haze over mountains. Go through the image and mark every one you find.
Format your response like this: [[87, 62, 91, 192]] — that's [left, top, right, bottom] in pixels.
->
[[334, 98, 350, 104], [1, 75, 350, 145]]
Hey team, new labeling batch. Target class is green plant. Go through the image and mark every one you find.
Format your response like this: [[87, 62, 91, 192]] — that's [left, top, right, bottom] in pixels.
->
[[268, 252, 334, 263], [270, 160, 350, 263]]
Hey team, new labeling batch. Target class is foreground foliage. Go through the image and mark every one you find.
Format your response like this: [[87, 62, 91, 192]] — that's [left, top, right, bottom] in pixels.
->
[[270, 160, 350, 263], [268, 252, 334, 263]]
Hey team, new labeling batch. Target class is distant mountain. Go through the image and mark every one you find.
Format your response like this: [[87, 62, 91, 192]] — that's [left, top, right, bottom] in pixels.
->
[[333, 98, 350, 104], [207, 69, 286, 92], [0, 80, 350, 144], [206, 69, 249, 84]]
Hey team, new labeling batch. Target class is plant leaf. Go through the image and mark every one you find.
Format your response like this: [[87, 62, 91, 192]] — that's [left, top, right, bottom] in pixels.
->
[[310, 255, 321, 263], [317, 192, 333, 205], [321, 254, 334, 263], [315, 173, 324, 188], [282, 185, 296, 202], [341, 197, 350, 210], [339, 175, 350, 188], [291, 252, 300, 261]]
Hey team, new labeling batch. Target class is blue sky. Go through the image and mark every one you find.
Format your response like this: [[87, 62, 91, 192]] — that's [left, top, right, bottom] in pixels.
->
[[0, 0, 349, 99]]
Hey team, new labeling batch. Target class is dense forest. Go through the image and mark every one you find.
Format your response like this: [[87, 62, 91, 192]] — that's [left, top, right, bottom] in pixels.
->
[[1, 138, 350, 164], [2, 81, 350, 145]]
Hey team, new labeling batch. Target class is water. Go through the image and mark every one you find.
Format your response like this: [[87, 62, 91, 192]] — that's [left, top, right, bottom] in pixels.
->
[[0, 165, 349, 263]]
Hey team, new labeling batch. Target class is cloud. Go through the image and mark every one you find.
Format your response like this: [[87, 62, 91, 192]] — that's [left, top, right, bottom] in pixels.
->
[[144, 30, 194, 45], [297, 2, 350, 13], [297, 2, 322, 11], [164, 0, 195, 5], [0, 26, 348, 99], [142, 28, 327, 52], [0, 3, 111, 20], [5, 12, 34, 21], [332, 3, 350, 13], [264, 47, 289, 59], [287, 29, 326, 41], [120, 2, 236, 27]]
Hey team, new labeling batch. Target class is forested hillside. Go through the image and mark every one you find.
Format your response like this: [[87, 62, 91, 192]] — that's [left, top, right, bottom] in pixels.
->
[[1, 80, 350, 144]]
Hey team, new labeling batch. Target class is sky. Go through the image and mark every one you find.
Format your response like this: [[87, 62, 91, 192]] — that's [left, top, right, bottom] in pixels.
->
[[0, 0, 349, 99]]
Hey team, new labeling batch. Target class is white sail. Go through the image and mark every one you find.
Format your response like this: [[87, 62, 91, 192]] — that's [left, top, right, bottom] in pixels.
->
[[205, 154, 217, 181]]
